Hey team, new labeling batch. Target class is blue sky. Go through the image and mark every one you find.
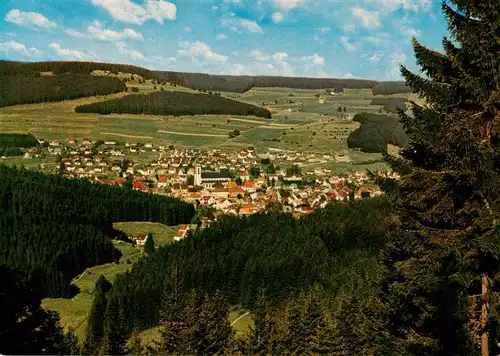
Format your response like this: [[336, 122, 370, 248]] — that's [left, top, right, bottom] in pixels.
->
[[0, 0, 449, 80]]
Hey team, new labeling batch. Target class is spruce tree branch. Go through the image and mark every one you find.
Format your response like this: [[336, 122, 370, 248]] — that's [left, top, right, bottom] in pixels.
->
[[482, 196, 497, 227]]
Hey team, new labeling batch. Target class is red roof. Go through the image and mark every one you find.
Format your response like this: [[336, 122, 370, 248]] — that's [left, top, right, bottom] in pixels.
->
[[133, 180, 147, 191], [243, 180, 256, 188], [158, 176, 168, 183]]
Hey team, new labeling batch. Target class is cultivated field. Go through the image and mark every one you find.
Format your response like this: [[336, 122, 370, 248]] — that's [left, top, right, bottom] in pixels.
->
[[0, 75, 417, 169]]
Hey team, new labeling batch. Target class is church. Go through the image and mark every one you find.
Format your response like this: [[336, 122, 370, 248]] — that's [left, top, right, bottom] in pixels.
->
[[194, 166, 231, 188]]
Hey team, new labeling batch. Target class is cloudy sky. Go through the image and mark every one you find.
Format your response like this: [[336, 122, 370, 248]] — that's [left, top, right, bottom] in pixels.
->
[[0, 0, 449, 80]]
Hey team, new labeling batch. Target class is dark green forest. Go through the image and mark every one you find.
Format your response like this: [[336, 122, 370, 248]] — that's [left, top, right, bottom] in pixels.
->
[[0, 60, 405, 94], [347, 113, 409, 153], [0, 165, 194, 298], [154, 72, 380, 93], [370, 97, 408, 113], [0, 74, 126, 107], [0, 60, 156, 80], [0, 266, 78, 355], [372, 81, 412, 95], [0, 133, 38, 156], [74, 91, 272, 118], [94, 197, 389, 334]]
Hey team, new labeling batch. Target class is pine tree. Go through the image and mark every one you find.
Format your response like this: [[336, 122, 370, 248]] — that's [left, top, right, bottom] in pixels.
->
[[82, 275, 111, 354], [281, 287, 338, 355], [101, 288, 127, 355], [0, 267, 75, 355], [144, 233, 155, 255], [243, 291, 288, 355], [182, 291, 234, 355], [126, 330, 145, 356], [380, 2, 500, 355], [155, 264, 188, 355]]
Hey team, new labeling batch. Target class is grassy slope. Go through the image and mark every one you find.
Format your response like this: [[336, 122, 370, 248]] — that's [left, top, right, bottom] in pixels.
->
[[113, 221, 178, 247], [41, 222, 176, 342], [42, 240, 143, 340]]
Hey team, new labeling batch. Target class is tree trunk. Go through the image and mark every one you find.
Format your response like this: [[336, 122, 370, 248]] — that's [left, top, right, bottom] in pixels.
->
[[482, 274, 489, 356]]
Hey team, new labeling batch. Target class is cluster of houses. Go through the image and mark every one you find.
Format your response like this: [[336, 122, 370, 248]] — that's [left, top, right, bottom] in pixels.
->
[[20, 137, 400, 241]]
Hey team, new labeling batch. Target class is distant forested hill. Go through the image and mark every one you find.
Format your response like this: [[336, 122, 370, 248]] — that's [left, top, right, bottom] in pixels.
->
[[372, 81, 412, 95], [0, 74, 126, 107], [0, 60, 155, 80], [347, 113, 409, 153], [0, 165, 194, 298], [75, 91, 272, 118], [102, 197, 389, 331], [1, 60, 410, 94], [153, 71, 379, 93], [371, 97, 408, 113]]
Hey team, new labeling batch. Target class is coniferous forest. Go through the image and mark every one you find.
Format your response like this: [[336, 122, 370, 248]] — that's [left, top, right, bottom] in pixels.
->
[[0, 74, 126, 108], [347, 113, 409, 153], [0, 59, 402, 94], [0, 133, 38, 156], [2, 1, 500, 355], [0, 165, 194, 298], [75, 91, 272, 118]]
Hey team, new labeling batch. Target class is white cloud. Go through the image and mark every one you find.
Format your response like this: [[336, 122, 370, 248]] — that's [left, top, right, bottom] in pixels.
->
[[343, 24, 355, 32], [374, 0, 431, 12], [368, 53, 384, 62], [319, 27, 330, 34], [85, 20, 143, 41], [238, 19, 264, 33], [221, 17, 263, 34], [341, 72, 357, 79], [350, 7, 380, 28], [5, 9, 56, 29], [250, 50, 267, 61], [211, 5, 219, 11], [300, 53, 325, 66], [272, 12, 284, 23], [387, 52, 407, 79], [248, 50, 294, 76], [216, 33, 228, 40], [65, 29, 86, 38], [146, 0, 177, 23], [116, 41, 146, 61], [363, 36, 382, 45], [91, 0, 176, 25], [273, 53, 294, 76], [178, 41, 227, 62], [401, 26, 422, 37], [49, 42, 87, 60], [0, 40, 42, 57], [184, 26, 192, 32], [272, 0, 305, 11], [340, 36, 357, 52], [228, 63, 246, 75]]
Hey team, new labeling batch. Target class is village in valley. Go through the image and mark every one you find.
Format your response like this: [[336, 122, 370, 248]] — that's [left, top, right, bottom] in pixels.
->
[[14, 136, 399, 242]]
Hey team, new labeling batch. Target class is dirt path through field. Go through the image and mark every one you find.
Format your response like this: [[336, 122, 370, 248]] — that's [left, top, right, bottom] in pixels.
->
[[157, 130, 227, 137], [257, 125, 295, 129], [101, 132, 153, 139], [228, 117, 270, 125]]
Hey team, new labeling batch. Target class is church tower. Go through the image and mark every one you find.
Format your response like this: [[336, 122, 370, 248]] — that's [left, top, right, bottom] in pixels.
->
[[194, 165, 202, 186]]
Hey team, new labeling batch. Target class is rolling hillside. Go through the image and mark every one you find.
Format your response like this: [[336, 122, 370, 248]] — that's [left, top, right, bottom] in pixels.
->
[[0, 60, 411, 94]]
